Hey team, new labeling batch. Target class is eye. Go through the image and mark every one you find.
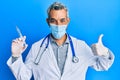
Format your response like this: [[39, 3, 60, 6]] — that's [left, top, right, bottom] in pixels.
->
[[49, 18, 56, 23], [60, 18, 66, 23]]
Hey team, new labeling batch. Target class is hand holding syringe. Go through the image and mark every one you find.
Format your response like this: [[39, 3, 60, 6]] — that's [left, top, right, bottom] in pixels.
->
[[11, 26, 28, 57]]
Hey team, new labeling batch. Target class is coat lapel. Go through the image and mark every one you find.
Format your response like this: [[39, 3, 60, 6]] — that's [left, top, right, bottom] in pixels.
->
[[48, 43, 61, 75]]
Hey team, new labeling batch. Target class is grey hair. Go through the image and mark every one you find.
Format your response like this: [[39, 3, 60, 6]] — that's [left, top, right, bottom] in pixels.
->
[[47, 2, 69, 18]]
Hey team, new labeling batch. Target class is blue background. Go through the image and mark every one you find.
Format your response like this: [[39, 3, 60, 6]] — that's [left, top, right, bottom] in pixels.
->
[[0, 0, 120, 80]]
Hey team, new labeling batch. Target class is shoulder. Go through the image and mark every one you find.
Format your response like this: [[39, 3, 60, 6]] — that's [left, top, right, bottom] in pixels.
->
[[70, 35, 91, 50], [27, 37, 45, 58], [31, 38, 45, 49], [70, 35, 87, 45], [70, 35, 93, 57]]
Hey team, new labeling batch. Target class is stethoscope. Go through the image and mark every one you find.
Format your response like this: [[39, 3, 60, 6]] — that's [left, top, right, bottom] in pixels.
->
[[34, 34, 79, 65]]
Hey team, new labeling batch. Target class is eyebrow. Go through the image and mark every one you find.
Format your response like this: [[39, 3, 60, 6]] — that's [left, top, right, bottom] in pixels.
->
[[60, 18, 66, 20], [49, 17, 66, 20], [49, 18, 56, 20]]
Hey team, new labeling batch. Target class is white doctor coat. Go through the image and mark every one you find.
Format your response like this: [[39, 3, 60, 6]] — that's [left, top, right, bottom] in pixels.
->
[[7, 36, 114, 80]]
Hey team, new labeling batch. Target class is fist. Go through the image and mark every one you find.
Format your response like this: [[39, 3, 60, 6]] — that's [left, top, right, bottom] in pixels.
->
[[11, 36, 28, 57]]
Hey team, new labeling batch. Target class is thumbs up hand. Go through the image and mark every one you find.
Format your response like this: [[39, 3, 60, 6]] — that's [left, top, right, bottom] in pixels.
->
[[91, 34, 108, 56]]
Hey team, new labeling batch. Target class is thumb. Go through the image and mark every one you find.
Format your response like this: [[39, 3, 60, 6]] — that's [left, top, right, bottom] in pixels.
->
[[98, 34, 104, 45], [21, 36, 26, 42], [22, 44, 28, 53]]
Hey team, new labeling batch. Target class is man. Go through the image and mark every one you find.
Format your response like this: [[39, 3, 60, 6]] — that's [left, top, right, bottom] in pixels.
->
[[7, 2, 114, 80]]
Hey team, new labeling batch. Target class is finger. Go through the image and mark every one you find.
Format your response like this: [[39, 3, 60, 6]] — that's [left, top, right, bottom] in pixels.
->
[[12, 39, 19, 43], [12, 36, 27, 47], [23, 44, 28, 49], [15, 36, 26, 43], [22, 41, 27, 47], [98, 34, 104, 44], [21, 36, 26, 41], [22, 44, 28, 52], [12, 39, 23, 46], [12, 39, 16, 42], [18, 38, 22, 41]]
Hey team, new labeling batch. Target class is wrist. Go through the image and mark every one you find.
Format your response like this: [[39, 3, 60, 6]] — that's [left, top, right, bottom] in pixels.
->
[[12, 56, 19, 63], [12, 54, 21, 57]]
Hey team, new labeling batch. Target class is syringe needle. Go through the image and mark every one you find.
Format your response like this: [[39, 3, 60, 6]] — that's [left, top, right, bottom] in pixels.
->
[[16, 26, 23, 38]]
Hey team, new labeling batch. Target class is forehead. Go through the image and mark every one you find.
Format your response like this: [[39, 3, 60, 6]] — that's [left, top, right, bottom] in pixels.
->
[[49, 9, 67, 19]]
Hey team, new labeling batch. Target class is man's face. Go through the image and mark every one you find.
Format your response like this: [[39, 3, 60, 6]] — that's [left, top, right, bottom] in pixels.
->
[[47, 9, 70, 25]]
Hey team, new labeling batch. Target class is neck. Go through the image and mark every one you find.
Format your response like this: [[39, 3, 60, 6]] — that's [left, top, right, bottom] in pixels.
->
[[52, 34, 67, 46]]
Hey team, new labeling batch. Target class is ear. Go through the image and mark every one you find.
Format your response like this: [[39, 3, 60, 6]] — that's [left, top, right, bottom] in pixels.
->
[[66, 18, 70, 30], [67, 17, 70, 23], [46, 18, 50, 26]]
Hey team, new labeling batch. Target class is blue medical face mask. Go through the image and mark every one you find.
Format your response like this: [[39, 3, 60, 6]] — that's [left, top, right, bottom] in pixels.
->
[[49, 23, 67, 39]]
